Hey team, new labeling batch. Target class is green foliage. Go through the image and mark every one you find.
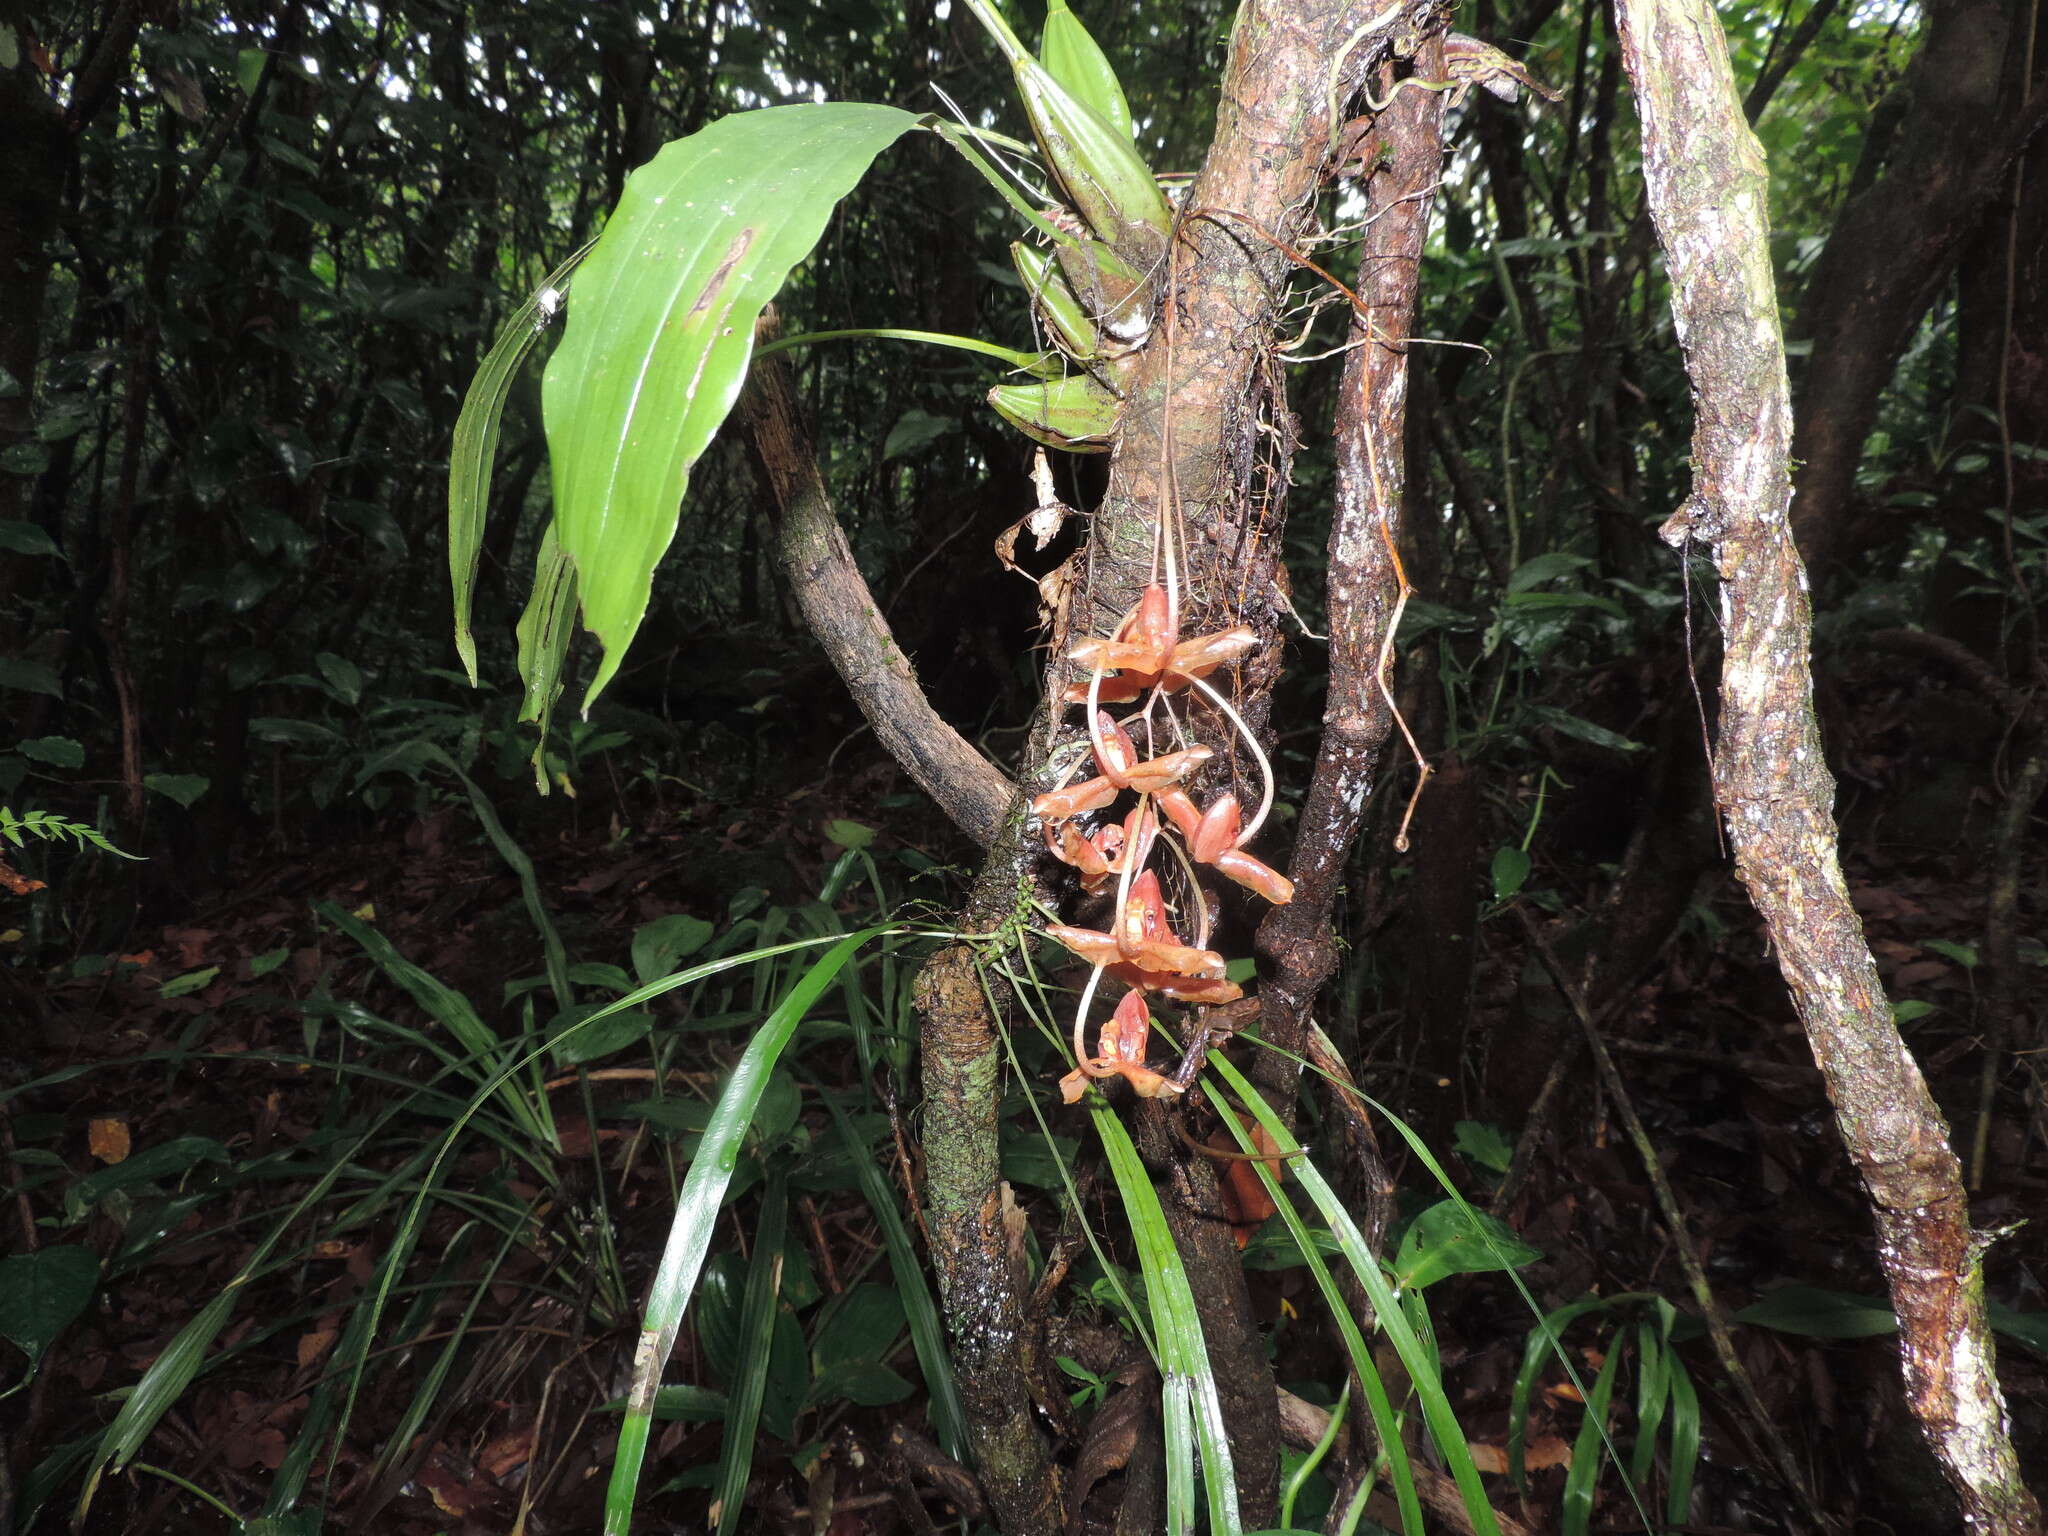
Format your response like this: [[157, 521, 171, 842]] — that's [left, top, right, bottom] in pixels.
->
[[0, 1246, 100, 1374], [0, 807, 137, 860], [536, 104, 922, 712], [1, 777, 929, 1534]]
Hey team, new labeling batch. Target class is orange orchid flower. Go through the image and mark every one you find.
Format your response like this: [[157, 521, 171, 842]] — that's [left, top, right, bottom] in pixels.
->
[[1031, 714, 1211, 823], [1065, 583, 1259, 704], [1059, 987, 1182, 1103], [1045, 870, 1245, 1004], [1044, 801, 1161, 894], [1155, 787, 1294, 905]]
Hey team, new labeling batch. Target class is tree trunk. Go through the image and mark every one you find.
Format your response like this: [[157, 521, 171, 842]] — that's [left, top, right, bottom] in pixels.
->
[[905, 2, 1454, 1527], [1786, 0, 2048, 572], [1613, 0, 2045, 1526]]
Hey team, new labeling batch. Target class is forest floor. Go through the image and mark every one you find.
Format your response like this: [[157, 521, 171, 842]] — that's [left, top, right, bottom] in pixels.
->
[[5, 677, 2045, 1536]]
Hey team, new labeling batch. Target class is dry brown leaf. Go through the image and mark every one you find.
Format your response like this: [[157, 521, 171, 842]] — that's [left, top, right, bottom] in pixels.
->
[[88, 1117, 131, 1164], [1470, 1435, 1575, 1475], [296, 1328, 337, 1368]]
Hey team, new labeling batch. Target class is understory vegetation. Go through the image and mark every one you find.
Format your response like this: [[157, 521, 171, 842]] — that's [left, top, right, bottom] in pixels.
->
[[2, 0, 2044, 1533]]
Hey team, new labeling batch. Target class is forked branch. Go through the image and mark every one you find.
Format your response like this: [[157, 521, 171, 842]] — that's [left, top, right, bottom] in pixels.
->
[[740, 340, 1014, 847]]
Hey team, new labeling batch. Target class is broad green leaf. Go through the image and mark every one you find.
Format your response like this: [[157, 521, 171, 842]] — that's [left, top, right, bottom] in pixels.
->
[[314, 651, 362, 705], [812, 1283, 904, 1371], [542, 104, 921, 710], [823, 818, 874, 850], [808, 1360, 913, 1407], [1990, 1304, 2048, 1357], [158, 965, 220, 998], [1453, 1119, 1514, 1175], [549, 1006, 653, 1066], [694, 1253, 747, 1383], [0, 658, 61, 698], [16, 737, 83, 769], [0, 519, 60, 556], [250, 717, 344, 746], [1507, 551, 1596, 592], [0, 1246, 99, 1365], [1734, 1285, 1898, 1339], [1920, 938, 1978, 969], [1393, 1200, 1541, 1290], [449, 240, 597, 685], [1524, 705, 1645, 753], [1490, 845, 1532, 900], [143, 773, 210, 808], [634, 913, 715, 984], [882, 408, 955, 459]]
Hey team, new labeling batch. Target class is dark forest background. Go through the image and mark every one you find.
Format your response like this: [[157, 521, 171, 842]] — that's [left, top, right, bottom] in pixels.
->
[[1, 0, 2044, 1532]]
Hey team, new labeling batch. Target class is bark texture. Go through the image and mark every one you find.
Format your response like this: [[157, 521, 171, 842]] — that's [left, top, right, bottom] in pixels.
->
[[1035, 5, 1448, 1521], [1612, 0, 2044, 1528], [915, 835, 1065, 1534], [1256, 69, 1445, 1106], [909, 2, 1453, 1526]]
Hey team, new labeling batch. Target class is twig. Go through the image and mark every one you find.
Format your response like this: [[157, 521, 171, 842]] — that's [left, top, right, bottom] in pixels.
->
[[1486, 1037, 1580, 1217]]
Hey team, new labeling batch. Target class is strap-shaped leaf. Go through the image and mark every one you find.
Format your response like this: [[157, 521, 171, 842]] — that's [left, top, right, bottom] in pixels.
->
[[449, 240, 596, 686], [513, 520, 578, 789], [541, 103, 921, 711]]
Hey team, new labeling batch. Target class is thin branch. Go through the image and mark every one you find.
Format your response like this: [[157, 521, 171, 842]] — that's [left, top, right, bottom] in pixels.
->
[[1256, 64, 1444, 1104], [739, 340, 1013, 848]]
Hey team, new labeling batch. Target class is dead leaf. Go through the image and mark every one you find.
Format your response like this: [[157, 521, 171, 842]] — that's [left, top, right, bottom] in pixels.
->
[[88, 1117, 131, 1164], [296, 1328, 337, 1368], [1469, 1435, 1572, 1475], [1065, 1373, 1156, 1533], [479, 1427, 533, 1481], [1891, 959, 1951, 988], [0, 856, 45, 896]]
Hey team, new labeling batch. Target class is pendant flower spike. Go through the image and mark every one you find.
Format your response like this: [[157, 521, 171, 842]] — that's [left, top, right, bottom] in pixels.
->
[[1034, 576, 1291, 1103]]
